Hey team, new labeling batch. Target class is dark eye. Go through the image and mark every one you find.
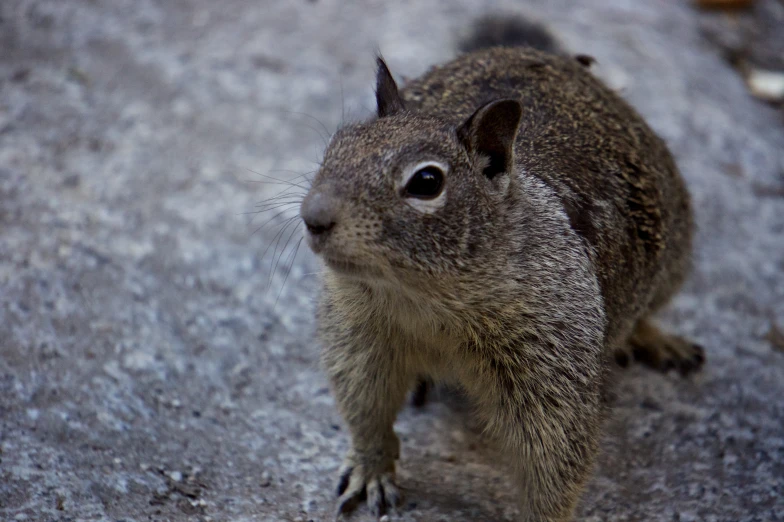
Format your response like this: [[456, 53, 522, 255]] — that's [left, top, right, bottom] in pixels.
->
[[404, 166, 445, 199]]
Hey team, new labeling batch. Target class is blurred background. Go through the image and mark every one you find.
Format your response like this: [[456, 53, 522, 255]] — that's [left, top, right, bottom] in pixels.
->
[[0, 1, 782, 521]]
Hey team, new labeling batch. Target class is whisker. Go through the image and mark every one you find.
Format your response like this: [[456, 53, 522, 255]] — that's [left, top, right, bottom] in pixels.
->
[[267, 217, 302, 290], [243, 179, 304, 228], [340, 74, 346, 126], [241, 202, 300, 224], [299, 122, 329, 149], [251, 208, 298, 237], [243, 178, 305, 187], [255, 186, 307, 203], [278, 109, 332, 145], [250, 205, 301, 218], [268, 168, 317, 181], [258, 214, 300, 266], [244, 168, 311, 191], [271, 227, 302, 295], [240, 203, 291, 216], [243, 171, 313, 197], [269, 170, 316, 190], [276, 213, 302, 255], [254, 197, 304, 208], [252, 192, 304, 210], [274, 236, 305, 309]]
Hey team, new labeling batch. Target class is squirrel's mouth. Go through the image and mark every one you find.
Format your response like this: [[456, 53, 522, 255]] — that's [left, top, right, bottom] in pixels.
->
[[323, 256, 364, 273], [322, 254, 378, 278]]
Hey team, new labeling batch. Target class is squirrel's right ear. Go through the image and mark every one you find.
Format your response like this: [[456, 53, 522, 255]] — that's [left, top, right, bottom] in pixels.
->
[[458, 99, 523, 180], [375, 57, 405, 117]]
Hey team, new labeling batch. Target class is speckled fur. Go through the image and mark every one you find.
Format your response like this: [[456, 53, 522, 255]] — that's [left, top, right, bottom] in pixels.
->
[[304, 37, 695, 522]]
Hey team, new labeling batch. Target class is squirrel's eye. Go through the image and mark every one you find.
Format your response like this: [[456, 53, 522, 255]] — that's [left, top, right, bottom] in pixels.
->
[[404, 166, 445, 199]]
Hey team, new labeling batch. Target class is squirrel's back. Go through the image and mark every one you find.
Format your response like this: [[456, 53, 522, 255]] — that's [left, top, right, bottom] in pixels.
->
[[401, 47, 692, 346]]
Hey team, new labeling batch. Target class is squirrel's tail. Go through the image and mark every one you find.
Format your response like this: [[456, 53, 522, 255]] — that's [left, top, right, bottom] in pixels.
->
[[459, 14, 561, 54]]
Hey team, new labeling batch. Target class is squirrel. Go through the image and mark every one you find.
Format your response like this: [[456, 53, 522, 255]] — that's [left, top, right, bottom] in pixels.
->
[[299, 15, 705, 522]]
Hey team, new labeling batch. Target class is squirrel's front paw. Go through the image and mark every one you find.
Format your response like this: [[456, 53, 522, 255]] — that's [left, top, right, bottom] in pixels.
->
[[335, 450, 402, 517]]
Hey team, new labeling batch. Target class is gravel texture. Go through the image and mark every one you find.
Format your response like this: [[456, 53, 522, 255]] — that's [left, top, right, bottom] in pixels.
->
[[1, 1, 783, 521]]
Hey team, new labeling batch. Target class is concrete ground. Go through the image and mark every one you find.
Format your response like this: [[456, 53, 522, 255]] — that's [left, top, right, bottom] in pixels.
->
[[1, 1, 782, 521]]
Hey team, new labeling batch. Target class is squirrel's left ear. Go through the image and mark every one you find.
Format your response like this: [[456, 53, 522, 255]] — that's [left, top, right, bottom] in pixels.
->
[[375, 57, 405, 117], [458, 98, 523, 179]]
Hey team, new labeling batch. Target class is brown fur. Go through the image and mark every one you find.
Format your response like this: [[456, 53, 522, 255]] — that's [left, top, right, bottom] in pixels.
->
[[300, 37, 702, 521]]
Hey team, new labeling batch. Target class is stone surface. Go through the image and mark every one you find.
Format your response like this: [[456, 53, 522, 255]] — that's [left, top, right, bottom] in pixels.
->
[[1, 1, 783, 521]]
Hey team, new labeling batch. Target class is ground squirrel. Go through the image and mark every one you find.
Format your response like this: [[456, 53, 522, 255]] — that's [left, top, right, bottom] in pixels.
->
[[299, 16, 705, 521]]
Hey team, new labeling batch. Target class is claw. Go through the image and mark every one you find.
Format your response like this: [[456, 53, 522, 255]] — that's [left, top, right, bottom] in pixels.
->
[[678, 357, 700, 376], [337, 488, 363, 515], [367, 478, 386, 516], [336, 466, 353, 496], [380, 475, 402, 507], [692, 344, 705, 363], [333, 461, 401, 518]]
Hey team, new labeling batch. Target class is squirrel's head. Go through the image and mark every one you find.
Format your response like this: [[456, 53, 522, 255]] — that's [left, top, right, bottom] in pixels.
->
[[301, 58, 522, 288]]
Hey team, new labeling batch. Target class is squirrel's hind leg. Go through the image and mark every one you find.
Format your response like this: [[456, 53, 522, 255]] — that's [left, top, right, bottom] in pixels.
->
[[614, 318, 705, 376]]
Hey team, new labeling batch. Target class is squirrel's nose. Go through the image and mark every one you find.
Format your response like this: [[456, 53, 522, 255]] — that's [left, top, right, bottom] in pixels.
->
[[301, 190, 337, 236]]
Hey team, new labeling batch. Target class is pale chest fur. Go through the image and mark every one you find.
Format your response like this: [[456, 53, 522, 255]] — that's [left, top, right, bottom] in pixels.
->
[[323, 273, 473, 377]]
